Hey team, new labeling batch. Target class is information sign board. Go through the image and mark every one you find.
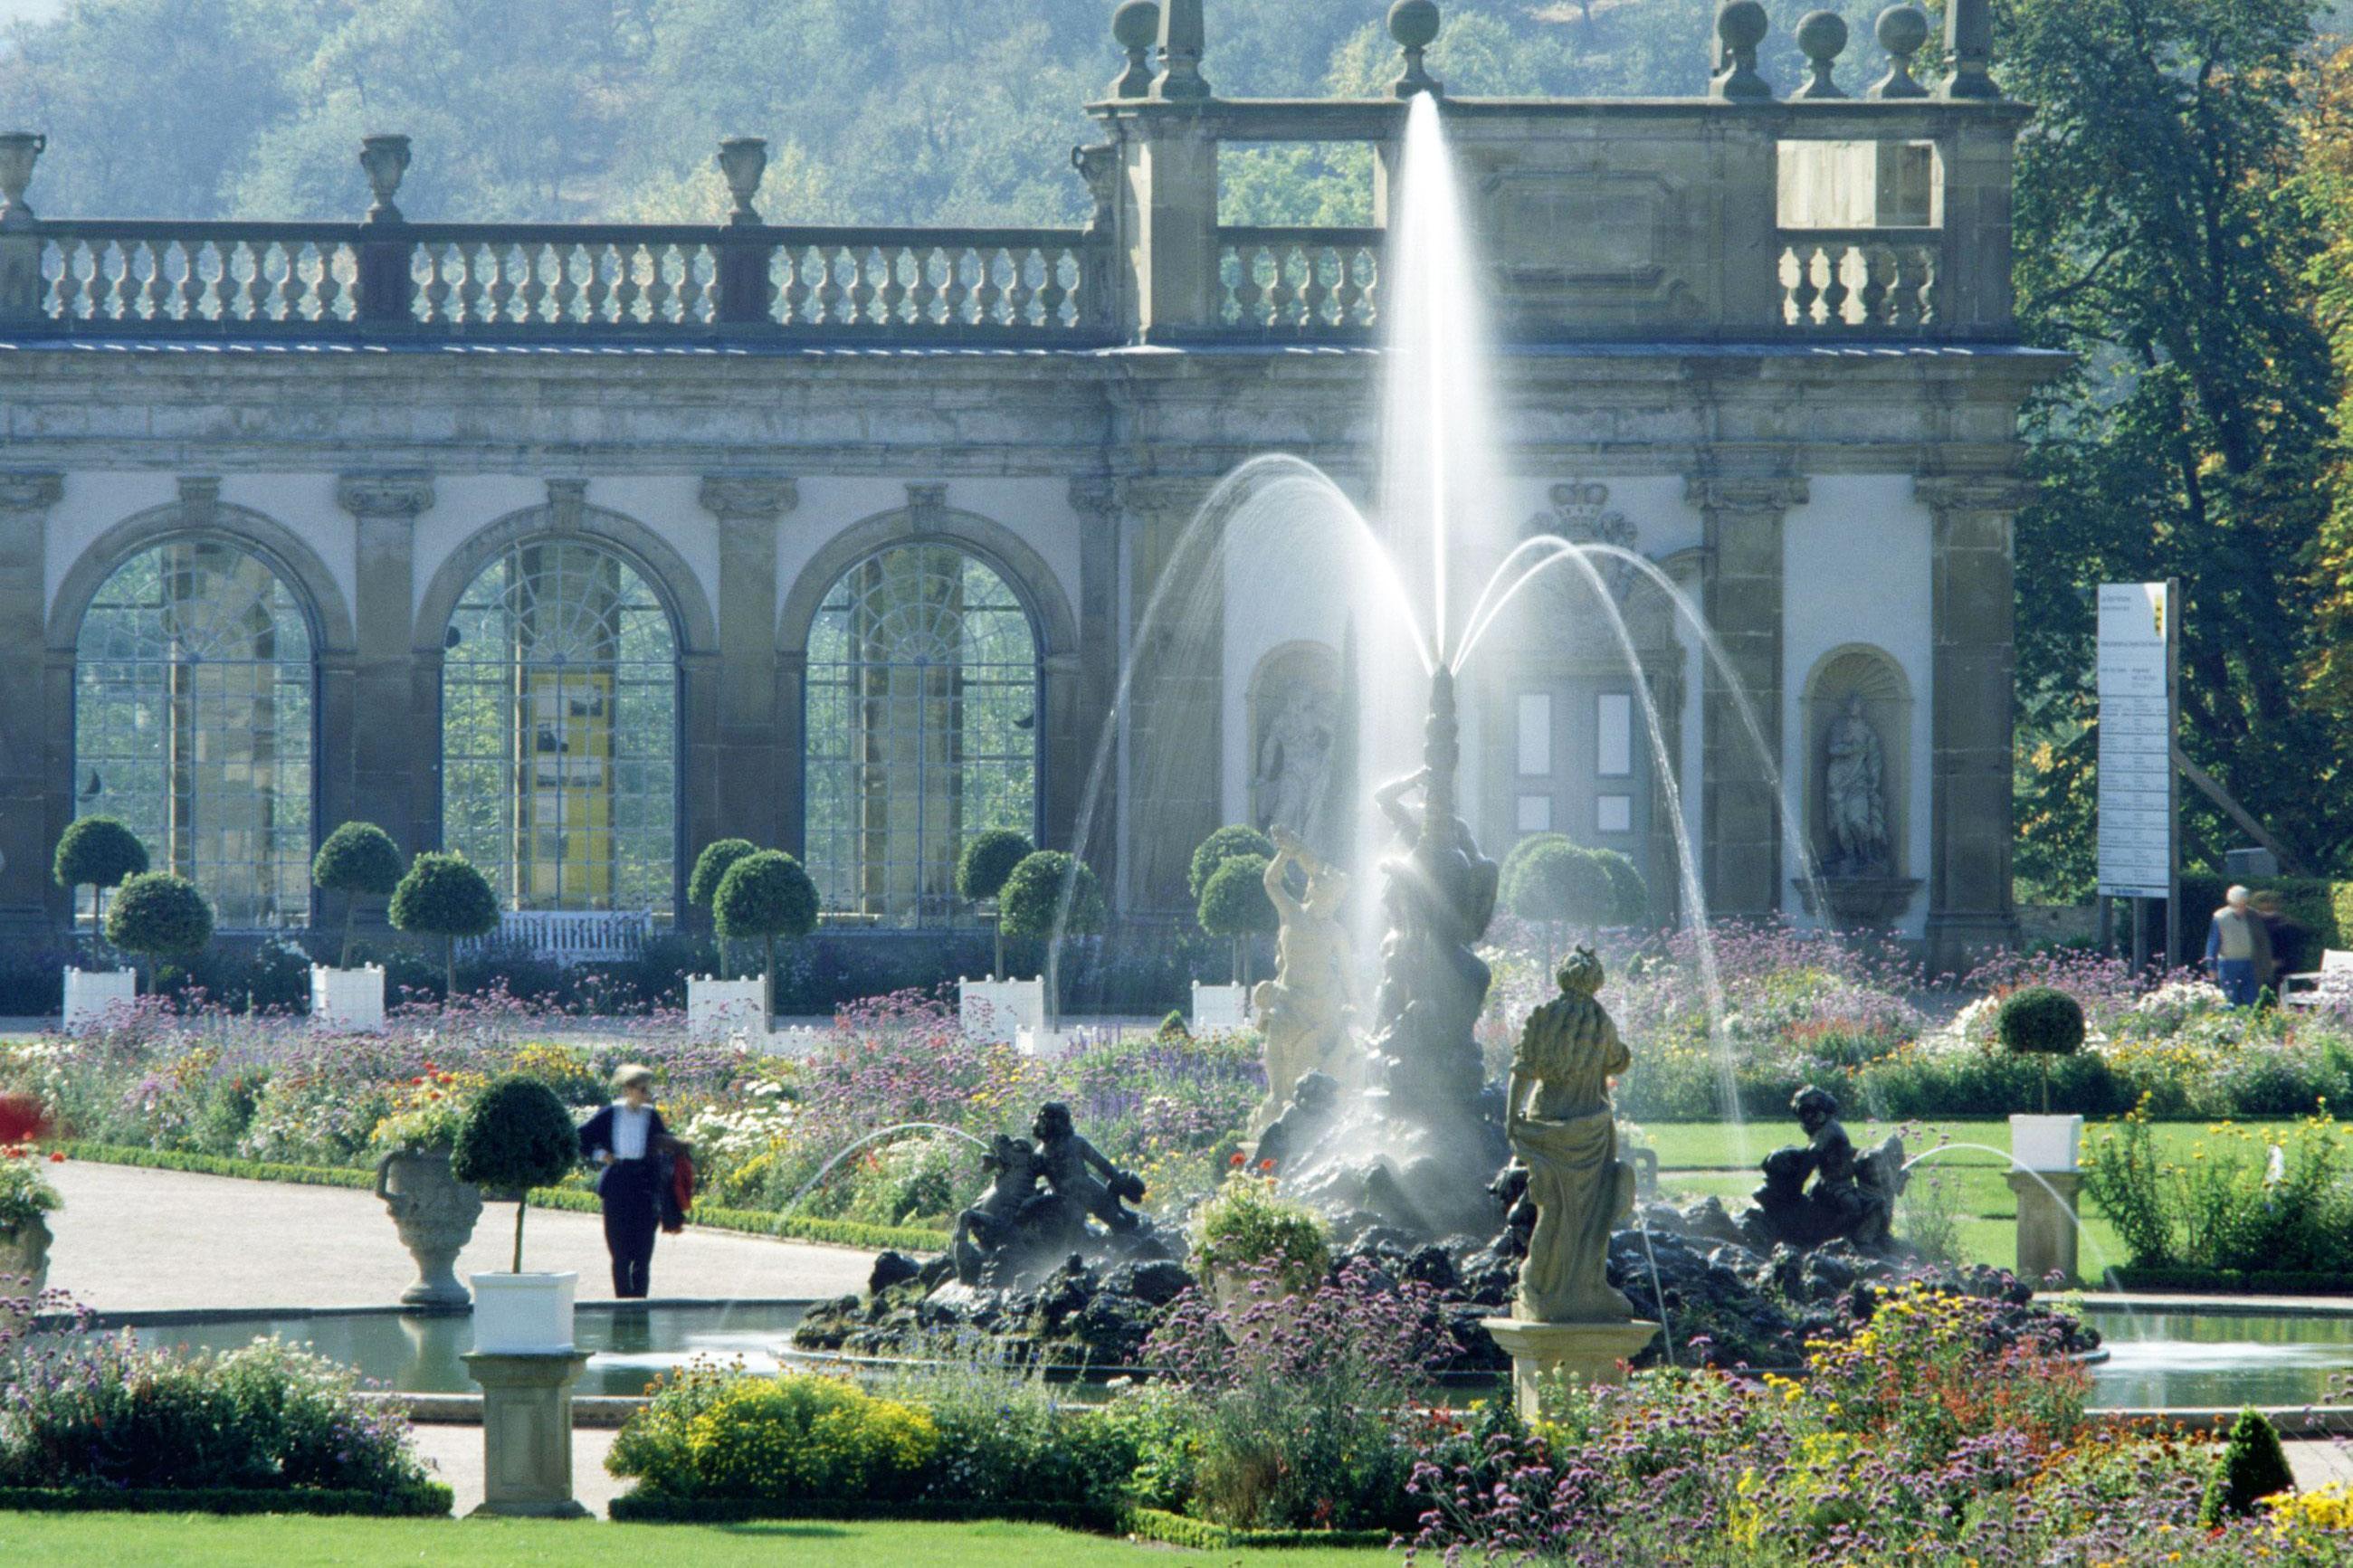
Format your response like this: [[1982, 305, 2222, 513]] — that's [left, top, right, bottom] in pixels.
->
[[2096, 583, 2177, 901]]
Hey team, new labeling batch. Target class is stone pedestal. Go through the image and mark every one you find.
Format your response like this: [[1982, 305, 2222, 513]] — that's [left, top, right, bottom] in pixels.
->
[[1793, 876, 1924, 931], [2005, 1171, 2084, 1288], [1481, 1317, 1662, 1422], [462, 1350, 593, 1519]]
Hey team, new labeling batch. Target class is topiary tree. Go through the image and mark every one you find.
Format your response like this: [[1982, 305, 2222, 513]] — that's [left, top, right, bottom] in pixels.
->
[[103, 872, 213, 989], [1500, 834, 1615, 967], [1198, 851, 1278, 984], [450, 1074, 580, 1274], [388, 851, 500, 1001], [1996, 985, 2086, 1115], [688, 838, 759, 976], [998, 851, 1106, 1031], [713, 850, 820, 996], [312, 822, 405, 969], [2200, 1407, 2295, 1525], [957, 828, 1034, 982], [1188, 824, 1275, 905], [53, 817, 148, 961], [1590, 847, 1650, 926]]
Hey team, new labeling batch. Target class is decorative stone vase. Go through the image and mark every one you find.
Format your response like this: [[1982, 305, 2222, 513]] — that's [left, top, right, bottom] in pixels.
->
[[0, 1212, 52, 1300], [375, 1147, 484, 1308], [0, 131, 44, 223], [358, 133, 411, 222], [716, 136, 767, 224], [471, 1271, 577, 1354], [310, 965, 386, 1033], [61, 966, 136, 1032]]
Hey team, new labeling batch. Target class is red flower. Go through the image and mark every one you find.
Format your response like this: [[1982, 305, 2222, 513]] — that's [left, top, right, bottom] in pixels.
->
[[1230, 1153, 1246, 1167], [1258, 1158, 1276, 1174], [410, 1077, 425, 1087], [0, 1092, 49, 1146], [47, 1151, 64, 1164]]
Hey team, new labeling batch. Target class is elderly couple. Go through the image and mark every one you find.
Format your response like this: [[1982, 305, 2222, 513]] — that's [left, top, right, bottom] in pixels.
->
[[577, 1065, 693, 1299]]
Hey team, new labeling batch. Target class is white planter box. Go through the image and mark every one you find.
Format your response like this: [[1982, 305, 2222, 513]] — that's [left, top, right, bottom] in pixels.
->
[[2009, 1114, 2084, 1174], [310, 965, 386, 1033], [1192, 982, 1250, 1033], [959, 977, 1045, 1045], [61, 967, 135, 1032], [471, 1271, 577, 1354], [688, 974, 770, 1042], [1016, 1026, 1083, 1060]]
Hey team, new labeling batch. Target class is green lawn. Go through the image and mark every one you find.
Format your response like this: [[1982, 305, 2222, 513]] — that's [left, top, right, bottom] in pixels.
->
[[0, 1516, 1398, 1566]]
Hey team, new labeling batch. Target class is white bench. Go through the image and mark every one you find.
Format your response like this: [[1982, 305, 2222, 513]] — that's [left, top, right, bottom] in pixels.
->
[[456, 910, 654, 965], [2281, 949, 2353, 1008]]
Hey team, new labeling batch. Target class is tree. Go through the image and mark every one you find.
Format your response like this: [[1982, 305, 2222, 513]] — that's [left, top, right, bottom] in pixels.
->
[[103, 871, 213, 988], [312, 822, 406, 970], [52, 816, 148, 958], [1197, 851, 1278, 985], [388, 851, 500, 999], [998, 849, 1104, 1030], [688, 837, 757, 974], [957, 827, 1034, 981], [1188, 824, 1275, 905], [451, 1074, 580, 1274], [1500, 834, 1616, 966], [712, 849, 819, 994]]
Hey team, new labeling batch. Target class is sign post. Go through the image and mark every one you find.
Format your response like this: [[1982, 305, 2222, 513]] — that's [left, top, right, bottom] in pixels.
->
[[2095, 582, 2180, 973]]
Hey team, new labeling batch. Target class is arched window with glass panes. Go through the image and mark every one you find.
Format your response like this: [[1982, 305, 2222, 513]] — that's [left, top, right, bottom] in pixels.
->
[[72, 539, 316, 929], [440, 539, 679, 913], [804, 543, 1042, 927]]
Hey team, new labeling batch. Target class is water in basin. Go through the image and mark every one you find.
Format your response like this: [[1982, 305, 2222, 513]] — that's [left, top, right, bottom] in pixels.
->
[[2088, 1311, 2353, 1410]]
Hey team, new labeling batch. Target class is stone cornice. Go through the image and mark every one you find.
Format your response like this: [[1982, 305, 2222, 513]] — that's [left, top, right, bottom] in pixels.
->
[[698, 474, 799, 520], [1685, 475, 1809, 515], [0, 471, 62, 513], [336, 471, 436, 518], [1915, 473, 2036, 515]]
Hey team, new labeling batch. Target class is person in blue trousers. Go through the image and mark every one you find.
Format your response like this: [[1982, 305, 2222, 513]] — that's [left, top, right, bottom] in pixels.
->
[[579, 1065, 668, 1298], [2205, 885, 2273, 1008]]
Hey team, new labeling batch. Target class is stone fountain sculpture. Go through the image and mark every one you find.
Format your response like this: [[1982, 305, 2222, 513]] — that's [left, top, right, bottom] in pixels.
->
[[1479, 950, 1661, 1418], [1247, 825, 1355, 1135], [1743, 1085, 1907, 1252]]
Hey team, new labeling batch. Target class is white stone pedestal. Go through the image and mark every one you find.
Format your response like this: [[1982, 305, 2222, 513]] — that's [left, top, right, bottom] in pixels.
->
[[1191, 982, 1249, 1033], [688, 974, 770, 1041], [2005, 1171, 2086, 1288], [960, 977, 1045, 1044], [1482, 1317, 1662, 1422], [61, 966, 135, 1032], [310, 965, 386, 1033], [462, 1350, 593, 1519]]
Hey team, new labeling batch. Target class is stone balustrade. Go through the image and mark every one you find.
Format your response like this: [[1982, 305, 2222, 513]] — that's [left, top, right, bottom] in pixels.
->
[[1777, 232, 1941, 332], [1218, 226, 1382, 337]]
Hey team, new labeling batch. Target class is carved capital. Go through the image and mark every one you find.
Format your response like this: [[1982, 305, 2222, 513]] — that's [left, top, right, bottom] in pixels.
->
[[178, 476, 221, 527], [546, 478, 588, 532], [1068, 476, 1119, 521], [1117, 475, 1219, 527], [337, 471, 435, 519], [699, 474, 798, 521], [0, 471, 62, 514], [1916, 473, 2036, 517], [1686, 474, 1809, 516]]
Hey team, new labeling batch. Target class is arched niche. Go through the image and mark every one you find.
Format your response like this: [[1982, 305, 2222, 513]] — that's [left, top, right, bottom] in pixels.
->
[[1246, 640, 1342, 858], [1801, 643, 1913, 883]]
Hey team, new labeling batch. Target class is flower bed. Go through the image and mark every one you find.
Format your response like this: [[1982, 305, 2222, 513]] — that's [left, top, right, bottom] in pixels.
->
[[2086, 1105, 2353, 1277]]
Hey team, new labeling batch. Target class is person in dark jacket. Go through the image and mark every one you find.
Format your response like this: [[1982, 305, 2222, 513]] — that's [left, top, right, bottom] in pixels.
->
[[579, 1064, 668, 1299]]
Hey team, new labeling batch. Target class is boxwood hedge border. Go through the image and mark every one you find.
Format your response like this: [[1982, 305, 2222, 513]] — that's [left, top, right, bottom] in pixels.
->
[[0, 1483, 453, 1517], [605, 1491, 1395, 1549]]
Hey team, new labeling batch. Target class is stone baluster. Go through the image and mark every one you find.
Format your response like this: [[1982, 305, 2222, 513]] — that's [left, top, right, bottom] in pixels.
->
[[1941, 0, 1998, 100], [1152, 0, 1210, 101], [1110, 1, 1158, 99], [1389, 0, 1442, 100], [1710, 2, 1773, 102], [356, 133, 415, 328], [1870, 6, 1932, 100], [0, 131, 43, 325], [1792, 11, 1848, 100]]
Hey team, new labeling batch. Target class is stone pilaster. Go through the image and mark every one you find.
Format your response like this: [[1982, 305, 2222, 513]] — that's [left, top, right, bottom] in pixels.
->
[[337, 474, 435, 889], [697, 475, 795, 869], [0, 472, 62, 937], [1918, 473, 2031, 970], [1689, 472, 1806, 920], [1068, 478, 1122, 888], [1119, 476, 1221, 915]]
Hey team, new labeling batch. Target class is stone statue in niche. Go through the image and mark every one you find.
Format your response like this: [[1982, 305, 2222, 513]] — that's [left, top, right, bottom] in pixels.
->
[[1824, 694, 1891, 877], [1255, 686, 1337, 851], [1505, 948, 1638, 1323], [1744, 1085, 1907, 1252], [1248, 827, 1355, 1135]]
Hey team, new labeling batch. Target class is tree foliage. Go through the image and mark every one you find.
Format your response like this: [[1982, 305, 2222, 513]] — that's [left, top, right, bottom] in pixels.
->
[[1197, 852, 1278, 938], [103, 871, 214, 966], [997, 850, 1104, 941], [713, 849, 819, 981], [53, 817, 148, 898], [389, 851, 500, 997], [451, 1072, 580, 1273], [956, 828, 1034, 903], [1188, 824, 1275, 905], [687, 838, 757, 910], [313, 822, 407, 969], [1500, 834, 1619, 927]]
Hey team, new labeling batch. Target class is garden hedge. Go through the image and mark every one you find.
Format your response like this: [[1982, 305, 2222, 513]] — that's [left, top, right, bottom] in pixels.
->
[[0, 1483, 452, 1517], [1121, 1506, 1393, 1552], [607, 1492, 1118, 1529], [2104, 1266, 2353, 1296]]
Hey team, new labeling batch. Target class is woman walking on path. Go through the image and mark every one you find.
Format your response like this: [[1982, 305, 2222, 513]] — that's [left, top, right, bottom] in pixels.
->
[[580, 1065, 668, 1299]]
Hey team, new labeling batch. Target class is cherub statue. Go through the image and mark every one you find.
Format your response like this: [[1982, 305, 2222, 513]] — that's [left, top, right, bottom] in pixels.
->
[[950, 1133, 1043, 1285], [1027, 1101, 1146, 1235], [1248, 824, 1355, 1134]]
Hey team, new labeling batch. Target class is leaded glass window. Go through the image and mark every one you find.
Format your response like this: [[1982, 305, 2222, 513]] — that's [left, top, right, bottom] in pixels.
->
[[805, 545, 1041, 925], [73, 539, 315, 929], [442, 540, 678, 912]]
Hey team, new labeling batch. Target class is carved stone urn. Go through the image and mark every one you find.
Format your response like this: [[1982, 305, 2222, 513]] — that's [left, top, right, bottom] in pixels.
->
[[358, 133, 411, 223], [716, 137, 767, 225], [376, 1147, 484, 1308], [0, 1212, 52, 1301], [0, 131, 44, 225]]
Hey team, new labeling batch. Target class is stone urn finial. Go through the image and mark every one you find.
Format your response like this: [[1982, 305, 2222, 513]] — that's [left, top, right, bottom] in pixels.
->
[[1870, 5, 1932, 100], [358, 133, 412, 224], [717, 136, 768, 225], [1151, 0, 1210, 101], [1388, 0, 1443, 100], [1710, 2, 1773, 102], [0, 132, 46, 228], [1940, 0, 1997, 100], [1793, 11, 1849, 100], [1110, 1, 1159, 99]]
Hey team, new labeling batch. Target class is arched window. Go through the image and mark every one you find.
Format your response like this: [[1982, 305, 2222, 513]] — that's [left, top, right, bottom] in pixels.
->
[[805, 543, 1041, 926], [73, 539, 315, 929], [442, 539, 679, 912]]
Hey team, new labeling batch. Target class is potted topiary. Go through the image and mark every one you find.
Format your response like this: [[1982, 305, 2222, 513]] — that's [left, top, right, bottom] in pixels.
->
[[1185, 826, 1272, 1031], [685, 839, 761, 1038], [388, 851, 500, 1002], [52, 817, 148, 1029], [1194, 1161, 1329, 1314], [103, 871, 214, 993], [311, 822, 405, 1032], [1500, 833, 1614, 970], [1997, 985, 2087, 1170], [711, 850, 820, 1036], [1197, 851, 1277, 1007], [0, 1145, 62, 1302], [371, 1083, 485, 1309], [452, 1075, 582, 1350], [957, 827, 1034, 983], [996, 849, 1105, 1044]]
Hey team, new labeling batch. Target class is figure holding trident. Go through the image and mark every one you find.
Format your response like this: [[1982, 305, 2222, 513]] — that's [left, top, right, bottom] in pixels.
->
[[1248, 824, 1355, 1136]]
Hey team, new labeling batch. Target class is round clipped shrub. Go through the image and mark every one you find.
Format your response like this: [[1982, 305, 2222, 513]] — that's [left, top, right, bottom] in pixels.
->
[[998, 850, 1105, 942], [312, 822, 405, 969], [1188, 824, 1275, 904], [1997, 985, 2086, 1114], [688, 838, 758, 910], [53, 816, 149, 943], [713, 850, 820, 983], [1501, 835, 1616, 956], [1199, 852, 1277, 984], [104, 872, 214, 984], [389, 851, 500, 999], [451, 1073, 579, 1272], [958, 828, 1034, 981], [1590, 846, 1650, 925], [620, 1373, 939, 1504]]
